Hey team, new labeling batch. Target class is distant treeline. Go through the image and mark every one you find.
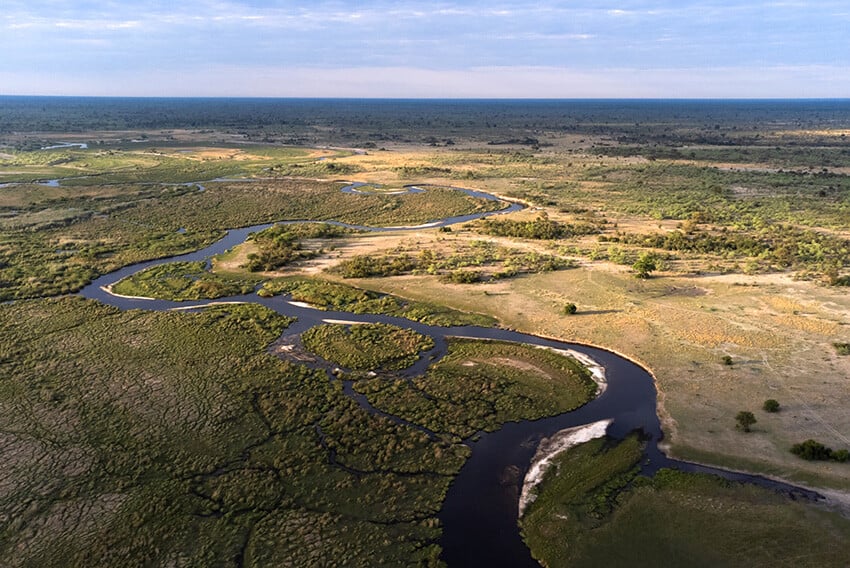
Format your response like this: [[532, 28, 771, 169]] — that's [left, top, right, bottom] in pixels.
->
[[3, 97, 850, 144]]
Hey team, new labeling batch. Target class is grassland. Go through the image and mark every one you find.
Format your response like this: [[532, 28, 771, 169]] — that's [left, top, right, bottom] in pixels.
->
[[355, 339, 598, 440], [0, 144, 502, 301], [111, 260, 258, 300], [302, 323, 434, 371], [0, 297, 467, 567], [3, 101, 850, 564], [521, 436, 850, 567], [260, 277, 497, 327]]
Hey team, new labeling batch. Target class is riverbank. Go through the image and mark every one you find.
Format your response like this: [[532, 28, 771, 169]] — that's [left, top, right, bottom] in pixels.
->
[[518, 419, 613, 516]]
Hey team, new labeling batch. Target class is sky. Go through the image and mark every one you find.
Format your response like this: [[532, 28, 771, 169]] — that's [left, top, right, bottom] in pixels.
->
[[2, 1, 849, 98]]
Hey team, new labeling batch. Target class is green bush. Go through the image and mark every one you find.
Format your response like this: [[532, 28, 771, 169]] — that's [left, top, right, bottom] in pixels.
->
[[735, 411, 756, 432], [762, 399, 780, 412], [791, 439, 834, 461]]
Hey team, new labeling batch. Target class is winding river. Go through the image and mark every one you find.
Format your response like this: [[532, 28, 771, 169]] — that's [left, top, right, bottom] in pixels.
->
[[78, 181, 821, 567]]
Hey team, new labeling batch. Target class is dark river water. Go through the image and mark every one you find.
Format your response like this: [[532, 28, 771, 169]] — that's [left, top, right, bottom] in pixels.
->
[[78, 182, 820, 567]]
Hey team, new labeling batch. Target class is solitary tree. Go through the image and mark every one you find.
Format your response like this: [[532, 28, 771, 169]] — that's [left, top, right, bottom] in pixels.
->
[[763, 399, 780, 413], [632, 252, 658, 279], [736, 411, 757, 432], [563, 302, 577, 315]]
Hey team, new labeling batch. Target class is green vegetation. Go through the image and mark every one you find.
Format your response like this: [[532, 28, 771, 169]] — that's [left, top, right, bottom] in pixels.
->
[[763, 399, 780, 413], [0, 144, 503, 300], [521, 435, 644, 566], [5, 101, 850, 565], [111, 260, 258, 300], [736, 411, 757, 432], [355, 339, 598, 439], [0, 144, 329, 185], [334, 240, 574, 281], [722, 355, 734, 366], [476, 214, 600, 240], [632, 252, 658, 279], [260, 277, 497, 326], [244, 223, 350, 272], [611, 224, 850, 279], [563, 302, 577, 315], [790, 440, 850, 462], [301, 323, 434, 371], [0, 297, 470, 567], [521, 436, 850, 568]]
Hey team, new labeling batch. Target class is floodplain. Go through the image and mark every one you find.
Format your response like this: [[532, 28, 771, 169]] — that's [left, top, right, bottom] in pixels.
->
[[2, 98, 850, 566]]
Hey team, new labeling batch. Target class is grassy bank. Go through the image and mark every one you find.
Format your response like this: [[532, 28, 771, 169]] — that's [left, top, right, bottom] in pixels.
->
[[355, 338, 598, 439], [521, 436, 850, 567]]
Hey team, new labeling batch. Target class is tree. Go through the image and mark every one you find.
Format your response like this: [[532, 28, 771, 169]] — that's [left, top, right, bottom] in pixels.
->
[[722, 355, 733, 366], [735, 411, 756, 432], [563, 302, 577, 315], [763, 399, 780, 413], [632, 252, 658, 279]]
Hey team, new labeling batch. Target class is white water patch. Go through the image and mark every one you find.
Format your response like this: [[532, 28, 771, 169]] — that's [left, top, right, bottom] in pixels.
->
[[40, 142, 88, 150], [518, 419, 613, 517], [99, 285, 153, 301], [170, 301, 248, 311], [322, 318, 369, 325], [532, 345, 607, 395], [383, 220, 442, 230]]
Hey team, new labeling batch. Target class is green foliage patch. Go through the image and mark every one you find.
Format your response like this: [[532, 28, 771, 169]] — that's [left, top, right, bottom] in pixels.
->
[[477, 214, 600, 240], [261, 277, 497, 326], [333, 240, 574, 281], [302, 323, 434, 371], [111, 260, 258, 300], [355, 339, 598, 438], [0, 297, 465, 567], [244, 223, 350, 272], [521, 437, 850, 568]]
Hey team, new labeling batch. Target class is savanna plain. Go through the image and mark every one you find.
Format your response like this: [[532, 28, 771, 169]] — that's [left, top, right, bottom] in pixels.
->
[[1, 98, 850, 567]]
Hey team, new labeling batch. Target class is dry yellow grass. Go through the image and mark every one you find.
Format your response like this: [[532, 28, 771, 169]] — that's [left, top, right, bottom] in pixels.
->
[[291, 217, 850, 490]]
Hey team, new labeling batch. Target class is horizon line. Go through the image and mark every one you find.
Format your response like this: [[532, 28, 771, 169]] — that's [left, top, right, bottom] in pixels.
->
[[3, 95, 850, 102]]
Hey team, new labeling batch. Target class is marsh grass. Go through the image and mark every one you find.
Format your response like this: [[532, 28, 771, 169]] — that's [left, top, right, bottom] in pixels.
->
[[355, 338, 597, 438], [302, 323, 434, 371], [521, 436, 850, 568], [0, 297, 465, 566]]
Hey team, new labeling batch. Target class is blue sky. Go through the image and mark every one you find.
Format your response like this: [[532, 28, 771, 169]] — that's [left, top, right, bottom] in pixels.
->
[[2, 1, 849, 97]]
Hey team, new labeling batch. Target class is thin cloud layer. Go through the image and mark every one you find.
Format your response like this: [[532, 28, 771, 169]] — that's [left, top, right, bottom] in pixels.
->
[[2, 1, 848, 97]]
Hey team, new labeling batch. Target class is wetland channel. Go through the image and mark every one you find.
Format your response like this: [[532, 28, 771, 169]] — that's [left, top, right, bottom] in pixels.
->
[[78, 182, 820, 567]]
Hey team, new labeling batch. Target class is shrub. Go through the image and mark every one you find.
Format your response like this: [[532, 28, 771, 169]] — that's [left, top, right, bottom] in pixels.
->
[[735, 411, 756, 432], [834, 342, 850, 356], [632, 252, 657, 279], [762, 399, 780, 412], [722, 355, 733, 366], [563, 302, 577, 315], [790, 439, 833, 461]]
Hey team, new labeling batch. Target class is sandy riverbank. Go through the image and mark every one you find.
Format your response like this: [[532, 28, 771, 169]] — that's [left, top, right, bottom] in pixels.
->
[[518, 419, 613, 517]]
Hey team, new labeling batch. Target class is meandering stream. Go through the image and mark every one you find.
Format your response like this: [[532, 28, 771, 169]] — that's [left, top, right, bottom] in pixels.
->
[[78, 181, 821, 567]]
